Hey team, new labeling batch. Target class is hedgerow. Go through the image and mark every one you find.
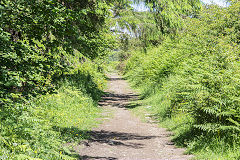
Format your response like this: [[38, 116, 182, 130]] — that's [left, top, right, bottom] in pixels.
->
[[0, 60, 106, 159], [0, 0, 112, 159], [124, 2, 240, 159]]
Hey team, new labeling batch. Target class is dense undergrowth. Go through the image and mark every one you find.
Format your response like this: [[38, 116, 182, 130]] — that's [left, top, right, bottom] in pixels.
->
[[0, 61, 106, 159], [1, 0, 240, 159], [0, 0, 112, 159], [123, 3, 240, 159]]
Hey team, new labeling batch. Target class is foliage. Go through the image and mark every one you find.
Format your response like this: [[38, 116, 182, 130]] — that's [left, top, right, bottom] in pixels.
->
[[0, 0, 114, 104], [110, 0, 202, 62], [110, 1, 162, 55], [137, 0, 202, 34], [123, 2, 240, 159], [0, 0, 113, 159], [0, 60, 105, 159]]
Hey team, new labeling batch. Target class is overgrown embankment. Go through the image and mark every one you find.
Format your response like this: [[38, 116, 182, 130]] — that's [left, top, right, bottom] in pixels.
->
[[0, 59, 107, 159], [123, 3, 240, 159], [0, 1, 112, 159]]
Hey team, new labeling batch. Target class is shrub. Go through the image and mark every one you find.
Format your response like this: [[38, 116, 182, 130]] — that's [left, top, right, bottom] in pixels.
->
[[124, 3, 240, 158]]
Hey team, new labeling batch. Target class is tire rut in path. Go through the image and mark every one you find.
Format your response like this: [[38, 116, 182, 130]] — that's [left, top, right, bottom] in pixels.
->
[[75, 73, 193, 160]]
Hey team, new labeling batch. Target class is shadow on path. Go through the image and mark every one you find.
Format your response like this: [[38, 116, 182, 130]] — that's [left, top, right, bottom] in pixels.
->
[[107, 77, 124, 81], [87, 130, 160, 148], [80, 155, 117, 160], [78, 130, 162, 160], [98, 92, 139, 108]]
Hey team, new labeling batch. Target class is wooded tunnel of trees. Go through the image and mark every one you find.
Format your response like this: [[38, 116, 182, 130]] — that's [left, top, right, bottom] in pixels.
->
[[0, 0, 240, 159]]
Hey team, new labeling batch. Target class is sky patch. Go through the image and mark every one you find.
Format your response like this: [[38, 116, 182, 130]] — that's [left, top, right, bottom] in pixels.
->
[[131, 0, 228, 12]]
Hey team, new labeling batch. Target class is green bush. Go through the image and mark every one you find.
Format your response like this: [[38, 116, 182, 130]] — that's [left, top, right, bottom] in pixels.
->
[[124, 3, 240, 159], [0, 0, 112, 158], [0, 61, 105, 159]]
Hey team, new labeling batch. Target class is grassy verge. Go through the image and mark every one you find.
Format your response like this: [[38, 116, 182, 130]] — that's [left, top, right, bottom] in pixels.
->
[[125, 82, 240, 160], [122, 5, 240, 157], [0, 63, 107, 159], [37, 85, 103, 143]]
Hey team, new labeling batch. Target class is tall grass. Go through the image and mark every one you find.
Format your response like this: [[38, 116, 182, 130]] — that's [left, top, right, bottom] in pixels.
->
[[0, 61, 106, 159]]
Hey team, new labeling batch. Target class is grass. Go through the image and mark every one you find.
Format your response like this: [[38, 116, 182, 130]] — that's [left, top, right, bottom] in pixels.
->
[[37, 85, 104, 143], [126, 87, 240, 160], [0, 77, 107, 159], [121, 12, 240, 158]]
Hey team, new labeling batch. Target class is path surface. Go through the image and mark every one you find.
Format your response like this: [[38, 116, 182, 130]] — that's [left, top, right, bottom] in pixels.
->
[[75, 73, 193, 160]]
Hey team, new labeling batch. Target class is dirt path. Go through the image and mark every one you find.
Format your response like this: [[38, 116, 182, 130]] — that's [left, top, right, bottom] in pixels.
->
[[75, 73, 193, 160]]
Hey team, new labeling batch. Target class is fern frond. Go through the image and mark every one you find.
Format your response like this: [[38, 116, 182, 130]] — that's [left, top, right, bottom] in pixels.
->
[[228, 118, 240, 127]]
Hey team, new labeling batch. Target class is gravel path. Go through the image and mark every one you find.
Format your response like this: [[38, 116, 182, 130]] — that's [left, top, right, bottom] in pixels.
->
[[75, 73, 193, 160]]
